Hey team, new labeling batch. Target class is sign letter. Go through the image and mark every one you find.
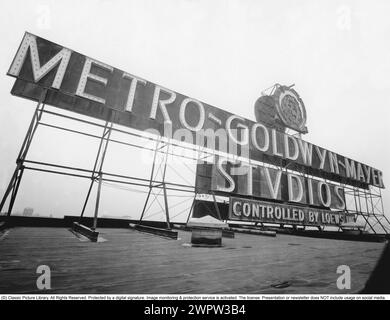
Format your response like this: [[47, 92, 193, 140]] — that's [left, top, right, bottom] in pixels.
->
[[8, 33, 72, 89]]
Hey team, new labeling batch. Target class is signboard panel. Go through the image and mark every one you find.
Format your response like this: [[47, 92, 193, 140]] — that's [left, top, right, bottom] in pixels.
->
[[7, 32, 384, 189], [229, 197, 355, 227], [195, 162, 346, 210]]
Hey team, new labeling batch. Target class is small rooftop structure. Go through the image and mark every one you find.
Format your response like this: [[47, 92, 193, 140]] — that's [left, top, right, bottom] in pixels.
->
[[340, 222, 365, 229], [187, 216, 228, 229], [187, 215, 229, 247], [340, 221, 366, 235]]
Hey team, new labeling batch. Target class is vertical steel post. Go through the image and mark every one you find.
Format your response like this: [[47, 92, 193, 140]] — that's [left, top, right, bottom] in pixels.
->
[[211, 192, 222, 220], [0, 168, 19, 215], [139, 139, 161, 223], [80, 113, 113, 221], [162, 183, 171, 229], [161, 142, 171, 229], [185, 145, 202, 224], [91, 120, 113, 230], [93, 175, 103, 230], [7, 167, 25, 216], [0, 90, 47, 217], [138, 139, 172, 229], [186, 199, 196, 224]]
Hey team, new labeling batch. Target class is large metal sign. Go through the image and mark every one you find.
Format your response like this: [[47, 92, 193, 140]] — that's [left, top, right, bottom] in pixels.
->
[[195, 162, 346, 210], [7, 32, 384, 190], [229, 197, 355, 227]]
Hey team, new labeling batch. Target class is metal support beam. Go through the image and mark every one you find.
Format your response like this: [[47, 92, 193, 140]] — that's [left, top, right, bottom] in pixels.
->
[[93, 174, 103, 230], [139, 139, 160, 223], [79, 112, 113, 230], [366, 189, 388, 234], [2, 97, 388, 237], [139, 140, 172, 229], [163, 183, 171, 229], [186, 199, 196, 224], [185, 146, 205, 224], [0, 90, 47, 217], [211, 192, 222, 220]]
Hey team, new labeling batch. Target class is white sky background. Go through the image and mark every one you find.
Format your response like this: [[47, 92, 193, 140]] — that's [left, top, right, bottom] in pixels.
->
[[0, 0, 389, 223]]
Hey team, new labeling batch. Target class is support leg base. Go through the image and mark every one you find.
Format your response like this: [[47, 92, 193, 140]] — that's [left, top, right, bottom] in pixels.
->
[[72, 222, 99, 242]]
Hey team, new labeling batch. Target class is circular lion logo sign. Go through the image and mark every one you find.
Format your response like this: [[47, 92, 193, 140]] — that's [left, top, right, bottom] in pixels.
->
[[275, 86, 307, 134]]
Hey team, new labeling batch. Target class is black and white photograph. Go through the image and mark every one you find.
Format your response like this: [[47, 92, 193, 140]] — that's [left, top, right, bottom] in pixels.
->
[[0, 0, 389, 304]]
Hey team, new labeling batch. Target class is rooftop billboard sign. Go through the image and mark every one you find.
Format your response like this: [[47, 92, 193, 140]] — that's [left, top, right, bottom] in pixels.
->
[[7, 32, 384, 190]]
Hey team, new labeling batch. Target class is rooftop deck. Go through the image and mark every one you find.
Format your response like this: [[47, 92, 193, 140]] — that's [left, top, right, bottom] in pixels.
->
[[0, 227, 385, 294]]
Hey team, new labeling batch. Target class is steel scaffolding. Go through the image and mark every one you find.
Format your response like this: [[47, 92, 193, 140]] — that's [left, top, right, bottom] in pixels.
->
[[0, 99, 389, 236]]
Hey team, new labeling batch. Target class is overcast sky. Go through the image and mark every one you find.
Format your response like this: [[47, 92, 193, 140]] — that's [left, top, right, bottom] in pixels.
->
[[0, 0, 389, 224]]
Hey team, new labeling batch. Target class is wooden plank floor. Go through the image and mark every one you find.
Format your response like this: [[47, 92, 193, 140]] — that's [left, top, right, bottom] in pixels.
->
[[0, 227, 385, 294]]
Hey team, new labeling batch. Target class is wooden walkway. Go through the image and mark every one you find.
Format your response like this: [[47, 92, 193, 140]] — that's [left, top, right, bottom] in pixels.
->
[[0, 227, 385, 294]]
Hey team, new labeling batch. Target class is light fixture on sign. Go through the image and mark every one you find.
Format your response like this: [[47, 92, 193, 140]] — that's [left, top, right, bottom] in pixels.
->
[[254, 84, 308, 134], [274, 85, 308, 134]]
